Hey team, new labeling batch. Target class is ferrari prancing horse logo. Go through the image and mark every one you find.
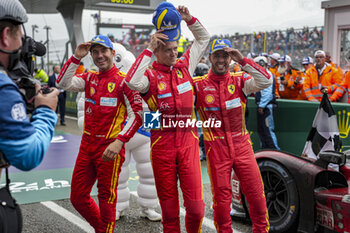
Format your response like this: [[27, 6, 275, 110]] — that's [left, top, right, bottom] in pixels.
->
[[108, 82, 116, 93], [228, 84, 235, 94], [176, 70, 183, 79]]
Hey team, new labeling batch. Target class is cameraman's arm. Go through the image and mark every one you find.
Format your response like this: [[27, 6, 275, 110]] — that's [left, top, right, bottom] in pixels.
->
[[0, 83, 58, 171], [56, 55, 86, 92]]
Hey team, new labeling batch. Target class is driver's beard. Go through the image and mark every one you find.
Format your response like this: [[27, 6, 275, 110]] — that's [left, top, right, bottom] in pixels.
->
[[277, 65, 287, 74]]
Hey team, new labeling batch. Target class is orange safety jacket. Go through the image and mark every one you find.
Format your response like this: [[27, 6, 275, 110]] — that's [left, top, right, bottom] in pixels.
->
[[304, 64, 345, 102], [269, 65, 280, 99], [329, 61, 344, 78], [340, 71, 350, 103], [275, 68, 306, 100]]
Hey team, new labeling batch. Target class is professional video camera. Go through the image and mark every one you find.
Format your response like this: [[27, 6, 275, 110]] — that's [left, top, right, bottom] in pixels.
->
[[9, 36, 47, 113]]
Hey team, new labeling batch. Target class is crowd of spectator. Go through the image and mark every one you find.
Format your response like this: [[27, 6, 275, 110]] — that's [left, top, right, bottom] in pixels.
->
[[211, 26, 324, 69], [112, 26, 349, 104], [113, 26, 325, 70]]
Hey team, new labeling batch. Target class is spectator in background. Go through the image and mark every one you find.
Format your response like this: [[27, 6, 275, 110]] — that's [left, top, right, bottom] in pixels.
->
[[247, 52, 257, 59], [34, 68, 49, 85], [48, 65, 66, 125], [177, 35, 188, 57], [0, 0, 59, 171], [254, 56, 280, 150], [229, 60, 241, 72], [268, 53, 280, 77], [301, 56, 313, 73], [304, 50, 345, 102], [340, 70, 350, 103], [268, 53, 280, 99], [108, 33, 115, 42], [194, 62, 209, 76], [75, 61, 85, 75], [276, 55, 305, 100], [325, 51, 344, 77], [259, 52, 268, 58]]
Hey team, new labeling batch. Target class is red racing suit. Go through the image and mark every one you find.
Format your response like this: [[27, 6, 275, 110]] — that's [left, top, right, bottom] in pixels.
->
[[57, 56, 142, 233], [193, 58, 271, 233], [126, 17, 210, 233]]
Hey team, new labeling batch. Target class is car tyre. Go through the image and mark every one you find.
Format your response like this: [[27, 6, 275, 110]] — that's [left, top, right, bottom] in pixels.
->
[[258, 160, 299, 233]]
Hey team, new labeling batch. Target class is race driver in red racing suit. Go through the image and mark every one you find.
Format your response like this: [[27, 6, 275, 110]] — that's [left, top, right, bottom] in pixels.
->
[[126, 5, 210, 233], [193, 39, 271, 233], [57, 35, 142, 233]]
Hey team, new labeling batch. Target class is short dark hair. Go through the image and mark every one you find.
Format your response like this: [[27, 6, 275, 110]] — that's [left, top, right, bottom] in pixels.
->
[[53, 65, 60, 71], [0, 20, 20, 37]]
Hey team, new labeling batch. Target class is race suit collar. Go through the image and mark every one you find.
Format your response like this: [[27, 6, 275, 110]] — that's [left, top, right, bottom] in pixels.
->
[[99, 65, 118, 75], [208, 69, 230, 82], [152, 60, 186, 72]]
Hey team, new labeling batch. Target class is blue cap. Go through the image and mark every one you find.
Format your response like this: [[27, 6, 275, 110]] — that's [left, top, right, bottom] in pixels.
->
[[90, 35, 113, 50], [278, 55, 292, 63], [302, 56, 313, 65], [209, 39, 232, 54], [152, 2, 181, 41], [247, 52, 257, 59]]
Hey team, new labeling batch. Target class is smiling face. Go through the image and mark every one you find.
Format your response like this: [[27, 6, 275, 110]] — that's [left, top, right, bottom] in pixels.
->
[[90, 44, 115, 71], [154, 41, 178, 66], [209, 50, 231, 75]]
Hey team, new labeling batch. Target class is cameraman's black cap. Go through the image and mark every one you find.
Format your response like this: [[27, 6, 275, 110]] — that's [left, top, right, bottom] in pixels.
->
[[0, 0, 28, 24]]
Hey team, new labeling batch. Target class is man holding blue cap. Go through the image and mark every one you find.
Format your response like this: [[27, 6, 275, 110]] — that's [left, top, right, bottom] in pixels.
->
[[126, 3, 210, 233], [57, 35, 143, 232], [193, 39, 271, 232]]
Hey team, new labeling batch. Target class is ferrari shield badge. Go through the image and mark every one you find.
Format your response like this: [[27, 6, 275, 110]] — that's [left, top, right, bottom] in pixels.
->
[[228, 84, 235, 94], [108, 82, 116, 93], [177, 70, 183, 79]]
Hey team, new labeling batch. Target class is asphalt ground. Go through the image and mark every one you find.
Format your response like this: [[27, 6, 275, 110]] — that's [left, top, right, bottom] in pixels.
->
[[8, 116, 253, 233]]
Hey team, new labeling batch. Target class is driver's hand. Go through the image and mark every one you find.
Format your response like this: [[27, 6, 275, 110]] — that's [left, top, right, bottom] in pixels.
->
[[102, 139, 123, 162]]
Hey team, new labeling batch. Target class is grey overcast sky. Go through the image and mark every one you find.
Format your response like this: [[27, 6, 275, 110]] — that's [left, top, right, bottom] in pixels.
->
[[24, 0, 325, 43]]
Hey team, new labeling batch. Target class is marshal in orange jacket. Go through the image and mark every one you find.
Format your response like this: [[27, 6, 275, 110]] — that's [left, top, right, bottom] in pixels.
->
[[303, 64, 345, 102], [340, 71, 350, 103], [276, 68, 306, 100]]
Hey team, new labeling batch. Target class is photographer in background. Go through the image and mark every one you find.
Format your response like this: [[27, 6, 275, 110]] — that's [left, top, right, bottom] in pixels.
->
[[0, 0, 59, 171]]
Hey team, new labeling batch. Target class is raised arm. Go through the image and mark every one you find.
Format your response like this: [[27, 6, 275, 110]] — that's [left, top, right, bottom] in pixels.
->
[[223, 47, 272, 95], [126, 31, 168, 94], [56, 42, 92, 92], [177, 6, 210, 75], [242, 58, 272, 95]]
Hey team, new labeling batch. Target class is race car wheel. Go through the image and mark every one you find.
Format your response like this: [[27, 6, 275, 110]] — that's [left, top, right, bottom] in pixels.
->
[[258, 160, 299, 233]]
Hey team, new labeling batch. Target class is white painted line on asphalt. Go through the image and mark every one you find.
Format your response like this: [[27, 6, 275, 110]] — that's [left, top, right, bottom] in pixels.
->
[[63, 115, 78, 120], [130, 191, 244, 233], [41, 201, 94, 233]]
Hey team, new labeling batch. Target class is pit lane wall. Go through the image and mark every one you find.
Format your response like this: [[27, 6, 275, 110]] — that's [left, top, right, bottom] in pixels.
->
[[246, 97, 350, 155], [66, 93, 350, 155]]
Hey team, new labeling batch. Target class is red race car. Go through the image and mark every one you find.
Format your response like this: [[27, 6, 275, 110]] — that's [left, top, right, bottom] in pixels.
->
[[231, 150, 350, 233]]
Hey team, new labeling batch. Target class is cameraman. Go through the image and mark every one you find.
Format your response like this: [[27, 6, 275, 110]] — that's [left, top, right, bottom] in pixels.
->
[[0, 0, 59, 171]]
